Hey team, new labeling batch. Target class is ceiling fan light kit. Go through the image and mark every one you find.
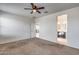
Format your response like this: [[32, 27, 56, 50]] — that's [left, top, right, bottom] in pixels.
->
[[33, 9, 36, 12]]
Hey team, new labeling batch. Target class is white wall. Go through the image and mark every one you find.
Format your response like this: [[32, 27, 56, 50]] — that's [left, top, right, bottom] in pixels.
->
[[35, 14, 57, 42], [35, 7, 79, 49], [0, 7, 79, 48], [0, 11, 34, 44]]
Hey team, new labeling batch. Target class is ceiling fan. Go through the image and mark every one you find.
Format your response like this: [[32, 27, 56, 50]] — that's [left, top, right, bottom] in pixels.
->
[[24, 3, 45, 14]]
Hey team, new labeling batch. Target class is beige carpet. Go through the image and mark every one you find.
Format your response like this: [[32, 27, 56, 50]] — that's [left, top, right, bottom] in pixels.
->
[[0, 37, 79, 55]]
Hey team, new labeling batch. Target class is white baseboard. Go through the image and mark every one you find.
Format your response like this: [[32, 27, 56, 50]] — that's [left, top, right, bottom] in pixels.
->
[[0, 37, 32, 44]]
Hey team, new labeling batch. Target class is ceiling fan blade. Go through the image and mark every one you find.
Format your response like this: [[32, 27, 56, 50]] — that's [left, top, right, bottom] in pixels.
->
[[24, 8, 32, 10], [31, 3, 35, 7], [38, 7, 45, 9], [37, 11, 41, 14], [31, 3, 34, 6], [31, 3, 37, 9]]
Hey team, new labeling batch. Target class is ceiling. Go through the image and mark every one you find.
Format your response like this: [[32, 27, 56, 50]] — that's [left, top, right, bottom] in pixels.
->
[[0, 3, 79, 18]]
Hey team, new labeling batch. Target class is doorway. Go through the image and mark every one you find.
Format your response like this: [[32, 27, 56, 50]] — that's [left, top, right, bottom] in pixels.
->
[[57, 14, 68, 45], [35, 24, 40, 37]]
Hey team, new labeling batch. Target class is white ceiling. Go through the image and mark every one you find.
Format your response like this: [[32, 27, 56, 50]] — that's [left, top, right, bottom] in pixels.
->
[[0, 3, 79, 18]]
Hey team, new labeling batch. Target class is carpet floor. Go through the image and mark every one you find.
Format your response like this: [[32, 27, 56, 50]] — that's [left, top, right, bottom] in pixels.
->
[[0, 38, 79, 55]]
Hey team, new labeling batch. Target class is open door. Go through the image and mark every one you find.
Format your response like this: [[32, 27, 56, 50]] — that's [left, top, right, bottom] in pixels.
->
[[57, 14, 68, 45]]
